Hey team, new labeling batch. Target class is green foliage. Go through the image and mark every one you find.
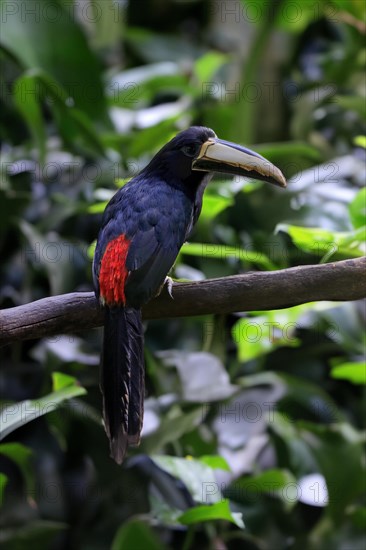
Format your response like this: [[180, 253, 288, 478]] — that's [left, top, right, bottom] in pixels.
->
[[0, 375, 86, 440], [330, 362, 366, 385], [277, 224, 365, 262], [0, 1, 365, 549], [178, 500, 244, 529], [350, 187, 366, 229], [277, 185, 366, 262], [299, 422, 364, 522], [0, 0, 110, 124], [111, 520, 164, 550], [0, 472, 8, 505], [0, 443, 34, 494], [180, 242, 276, 270], [232, 304, 314, 361], [152, 455, 229, 504]]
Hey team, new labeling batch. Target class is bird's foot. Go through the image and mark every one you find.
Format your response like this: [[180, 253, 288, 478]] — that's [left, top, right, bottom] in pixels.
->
[[164, 276, 174, 299]]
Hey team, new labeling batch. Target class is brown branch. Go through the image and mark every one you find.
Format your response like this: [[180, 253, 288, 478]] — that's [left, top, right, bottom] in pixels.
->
[[1, 257, 365, 347]]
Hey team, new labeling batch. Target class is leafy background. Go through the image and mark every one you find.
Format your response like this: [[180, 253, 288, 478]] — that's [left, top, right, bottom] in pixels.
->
[[0, 0, 365, 549]]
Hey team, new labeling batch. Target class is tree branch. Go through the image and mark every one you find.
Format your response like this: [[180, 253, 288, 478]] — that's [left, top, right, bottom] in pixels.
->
[[1, 257, 365, 346]]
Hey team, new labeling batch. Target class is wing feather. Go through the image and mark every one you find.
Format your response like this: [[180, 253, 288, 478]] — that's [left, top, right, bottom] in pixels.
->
[[94, 178, 193, 308]]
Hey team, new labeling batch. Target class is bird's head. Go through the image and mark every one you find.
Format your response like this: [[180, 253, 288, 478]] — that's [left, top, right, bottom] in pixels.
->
[[144, 126, 286, 191]]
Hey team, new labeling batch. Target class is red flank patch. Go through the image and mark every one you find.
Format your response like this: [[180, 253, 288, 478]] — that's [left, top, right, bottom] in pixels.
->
[[99, 234, 130, 305]]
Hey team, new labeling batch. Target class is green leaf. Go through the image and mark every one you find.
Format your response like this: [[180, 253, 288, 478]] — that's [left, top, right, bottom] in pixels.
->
[[233, 305, 306, 363], [233, 316, 277, 362], [180, 242, 276, 270], [235, 468, 298, 509], [33, 68, 106, 157], [52, 372, 80, 392], [87, 240, 96, 260], [88, 201, 108, 214], [107, 65, 189, 108], [19, 220, 82, 295], [125, 27, 204, 64], [277, 224, 334, 255], [200, 195, 234, 221], [237, 468, 296, 491], [178, 499, 244, 529], [0, 443, 34, 494], [330, 0, 366, 19], [239, 370, 343, 427], [152, 455, 223, 504], [13, 73, 46, 162], [127, 119, 178, 158], [275, 0, 320, 32], [0, 473, 8, 506], [349, 506, 366, 529], [354, 135, 366, 148], [349, 188, 366, 229], [148, 493, 183, 527], [194, 51, 228, 83], [299, 422, 364, 521], [330, 362, 366, 385], [277, 372, 344, 424], [111, 519, 164, 550], [198, 455, 231, 471], [269, 412, 317, 478], [143, 408, 203, 454], [65, 108, 106, 157], [277, 223, 365, 261], [1, 0, 110, 124], [334, 96, 366, 117], [13, 68, 106, 160], [0, 385, 86, 441], [256, 141, 322, 163]]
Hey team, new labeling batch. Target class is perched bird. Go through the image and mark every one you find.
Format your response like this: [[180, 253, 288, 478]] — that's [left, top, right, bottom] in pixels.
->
[[93, 126, 286, 464]]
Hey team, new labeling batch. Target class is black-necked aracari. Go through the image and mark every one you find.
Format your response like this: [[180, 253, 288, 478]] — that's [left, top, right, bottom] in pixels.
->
[[93, 126, 286, 464]]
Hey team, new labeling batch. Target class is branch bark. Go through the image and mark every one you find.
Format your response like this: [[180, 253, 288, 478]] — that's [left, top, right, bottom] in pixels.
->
[[1, 257, 365, 347]]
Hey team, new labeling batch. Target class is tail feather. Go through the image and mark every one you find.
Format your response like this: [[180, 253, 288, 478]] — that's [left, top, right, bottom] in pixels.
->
[[101, 307, 144, 464]]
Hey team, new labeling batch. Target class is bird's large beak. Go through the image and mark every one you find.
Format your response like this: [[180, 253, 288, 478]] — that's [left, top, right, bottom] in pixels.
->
[[192, 138, 286, 188]]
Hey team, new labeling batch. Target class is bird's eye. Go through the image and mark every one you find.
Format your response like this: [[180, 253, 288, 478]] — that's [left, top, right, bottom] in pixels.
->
[[181, 144, 199, 157]]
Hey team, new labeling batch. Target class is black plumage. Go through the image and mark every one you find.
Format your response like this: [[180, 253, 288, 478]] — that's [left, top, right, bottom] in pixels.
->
[[93, 126, 286, 463]]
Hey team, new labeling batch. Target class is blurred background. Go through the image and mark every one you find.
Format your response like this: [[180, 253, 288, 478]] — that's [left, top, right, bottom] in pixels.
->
[[0, 1, 365, 549]]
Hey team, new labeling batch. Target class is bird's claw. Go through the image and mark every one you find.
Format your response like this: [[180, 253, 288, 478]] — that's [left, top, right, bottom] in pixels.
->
[[165, 276, 174, 299]]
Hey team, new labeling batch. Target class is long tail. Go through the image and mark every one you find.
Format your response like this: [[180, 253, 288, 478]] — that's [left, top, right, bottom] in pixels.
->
[[101, 307, 144, 464]]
